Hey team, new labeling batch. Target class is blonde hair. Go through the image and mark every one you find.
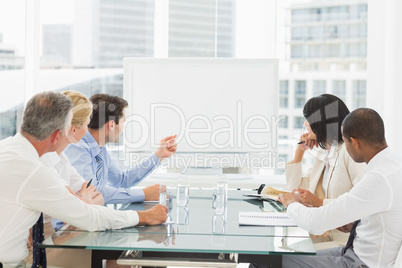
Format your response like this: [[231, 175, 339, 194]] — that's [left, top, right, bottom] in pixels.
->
[[62, 91, 92, 128]]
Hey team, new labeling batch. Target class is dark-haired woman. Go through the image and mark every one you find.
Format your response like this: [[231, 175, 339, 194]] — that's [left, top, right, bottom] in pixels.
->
[[285, 94, 366, 249]]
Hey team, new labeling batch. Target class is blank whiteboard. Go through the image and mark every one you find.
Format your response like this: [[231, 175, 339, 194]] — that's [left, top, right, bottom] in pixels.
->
[[123, 58, 278, 154]]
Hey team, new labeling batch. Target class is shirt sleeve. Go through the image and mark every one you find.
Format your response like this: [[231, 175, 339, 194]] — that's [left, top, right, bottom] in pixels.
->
[[66, 143, 160, 204], [20, 167, 139, 231], [68, 163, 87, 193], [100, 185, 146, 204], [285, 161, 312, 190], [287, 171, 393, 235], [106, 153, 160, 188], [101, 153, 160, 204]]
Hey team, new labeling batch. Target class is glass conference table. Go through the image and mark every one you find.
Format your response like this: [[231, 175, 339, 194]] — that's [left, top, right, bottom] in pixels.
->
[[41, 189, 315, 267]]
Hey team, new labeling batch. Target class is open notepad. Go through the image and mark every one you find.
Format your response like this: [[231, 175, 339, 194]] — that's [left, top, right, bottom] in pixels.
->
[[243, 186, 291, 202], [239, 212, 297, 226]]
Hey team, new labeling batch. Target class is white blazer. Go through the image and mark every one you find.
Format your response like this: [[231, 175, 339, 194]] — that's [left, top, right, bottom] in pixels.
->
[[286, 143, 366, 205]]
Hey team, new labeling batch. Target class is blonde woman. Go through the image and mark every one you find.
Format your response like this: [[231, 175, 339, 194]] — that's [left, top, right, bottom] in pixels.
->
[[40, 90, 104, 205]]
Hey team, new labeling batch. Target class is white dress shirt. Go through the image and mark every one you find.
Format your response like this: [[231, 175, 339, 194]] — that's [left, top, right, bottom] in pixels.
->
[[40, 151, 88, 223], [287, 147, 402, 268], [0, 133, 139, 265], [321, 145, 334, 196], [40, 151, 86, 192]]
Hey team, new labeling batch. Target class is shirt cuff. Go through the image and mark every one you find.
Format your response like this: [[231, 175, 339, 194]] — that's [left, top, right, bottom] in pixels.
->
[[150, 153, 161, 166], [322, 198, 335, 206], [287, 202, 304, 218], [286, 160, 302, 168], [127, 211, 140, 226], [127, 187, 146, 203]]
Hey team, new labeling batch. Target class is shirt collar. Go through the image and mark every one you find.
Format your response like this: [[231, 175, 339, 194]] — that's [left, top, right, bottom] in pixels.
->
[[40, 151, 62, 167], [366, 147, 390, 172], [15, 132, 40, 159], [82, 130, 102, 156]]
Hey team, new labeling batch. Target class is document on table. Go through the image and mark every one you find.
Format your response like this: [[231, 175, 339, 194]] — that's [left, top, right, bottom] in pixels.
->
[[238, 212, 297, 226]]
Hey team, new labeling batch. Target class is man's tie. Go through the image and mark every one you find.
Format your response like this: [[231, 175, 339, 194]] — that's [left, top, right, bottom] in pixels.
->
[[31, 213, 46, 268], [342, 219, 361, 254], [95, 150, 104, 185]]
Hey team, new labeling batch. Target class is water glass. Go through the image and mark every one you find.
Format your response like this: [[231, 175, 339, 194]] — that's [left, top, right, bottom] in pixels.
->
[[176, 206, 189, 225], [176, 175, 189, 207], [212, 213, 226, 235], [159, 184, 173, 213], [212, 175, 228, 215]]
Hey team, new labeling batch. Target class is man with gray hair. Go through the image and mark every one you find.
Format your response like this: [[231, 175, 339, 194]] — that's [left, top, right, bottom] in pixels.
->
[[0, 92, 168, 268]]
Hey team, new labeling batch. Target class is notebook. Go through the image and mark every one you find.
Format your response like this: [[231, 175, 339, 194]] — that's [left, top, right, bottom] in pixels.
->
[[238, 212, 297, 226]]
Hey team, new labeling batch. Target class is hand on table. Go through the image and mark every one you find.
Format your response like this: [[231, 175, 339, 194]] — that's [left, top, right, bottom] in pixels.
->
[[144, 184, 160, 201], [78, 182, 99, 199], [137, 204, 169, 226], [293, 188, 323, 207], [278, 191, 307, 208]]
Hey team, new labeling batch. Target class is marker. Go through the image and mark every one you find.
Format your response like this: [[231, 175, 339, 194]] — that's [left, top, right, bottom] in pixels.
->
[[86, 179, 93, 188], [297, 141, 305, 145]]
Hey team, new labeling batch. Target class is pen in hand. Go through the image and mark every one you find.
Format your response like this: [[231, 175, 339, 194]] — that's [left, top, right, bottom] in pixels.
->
[[297, 141, 305, 145], [86, 179, 93, 188]]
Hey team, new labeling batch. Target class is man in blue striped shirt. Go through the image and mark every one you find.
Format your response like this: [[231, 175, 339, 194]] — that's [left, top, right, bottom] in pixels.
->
[[65, 94, 177, 204]]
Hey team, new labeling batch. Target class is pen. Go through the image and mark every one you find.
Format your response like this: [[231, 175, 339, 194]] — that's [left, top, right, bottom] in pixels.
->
[[297, 141, 305, 145], [86, 179, 93, 188]]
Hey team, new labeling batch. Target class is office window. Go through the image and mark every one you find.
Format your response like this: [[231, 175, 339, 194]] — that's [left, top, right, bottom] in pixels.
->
[[294, 80, 306, 108], [291, 27, 307, 41], [279, 80, 289, 108], [278, 154, 288, 163], [278, 116, 288, 129], [293, 116, 304, 129], [291, 9, 308, 23], [280, 98, 288, 108], [295, 80, 306, 94], [1, 0, 370, 176], [352, 80, 366, 109], [291, 44, 305, 59], [326, 44, 341, 58], [332, 80, 346, 101], [280, 80, 289, 94], [308, 44, 324, 58], [0, 0, 25, 140], [313, 80, 326, 95], [346, 42, 366, 58]]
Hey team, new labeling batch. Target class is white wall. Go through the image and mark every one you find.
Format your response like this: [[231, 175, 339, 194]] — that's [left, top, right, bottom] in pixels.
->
[[367, 0, 402, 150], [235, 0, 277, 58], [72, 0, 95, 67]]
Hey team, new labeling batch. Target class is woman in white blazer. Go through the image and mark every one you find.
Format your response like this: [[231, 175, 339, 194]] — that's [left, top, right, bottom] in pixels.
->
[[285, 94, 366, 249]]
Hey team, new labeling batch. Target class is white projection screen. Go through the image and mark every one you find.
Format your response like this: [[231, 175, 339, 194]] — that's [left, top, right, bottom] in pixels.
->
[[123, 58, 278, 165]]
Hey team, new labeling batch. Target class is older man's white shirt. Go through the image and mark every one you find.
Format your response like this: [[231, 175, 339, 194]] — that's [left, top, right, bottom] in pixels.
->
[[0, 133, 139, 264]]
